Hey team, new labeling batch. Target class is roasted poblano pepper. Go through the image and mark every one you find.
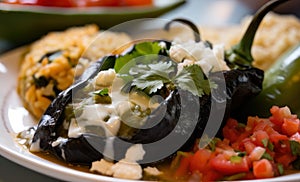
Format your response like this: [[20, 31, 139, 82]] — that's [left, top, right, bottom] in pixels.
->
[[31, 0, 288, 166], [240, 43, 300, 118]]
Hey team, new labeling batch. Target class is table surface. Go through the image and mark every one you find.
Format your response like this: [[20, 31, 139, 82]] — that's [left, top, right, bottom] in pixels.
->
[[0, 0, 289, 181]]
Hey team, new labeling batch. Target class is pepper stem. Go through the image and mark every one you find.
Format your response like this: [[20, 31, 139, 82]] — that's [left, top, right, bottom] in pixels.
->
[[226, 0, 291, 68], [164, 18, 201, 42]]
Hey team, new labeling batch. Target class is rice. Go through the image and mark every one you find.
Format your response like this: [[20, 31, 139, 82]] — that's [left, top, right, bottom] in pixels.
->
[[17, 24, 132, 118]]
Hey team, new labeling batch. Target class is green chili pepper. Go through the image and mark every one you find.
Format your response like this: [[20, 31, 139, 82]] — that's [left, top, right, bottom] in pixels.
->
[[225, 0, 291, 69], [243, 43, 300, 117]]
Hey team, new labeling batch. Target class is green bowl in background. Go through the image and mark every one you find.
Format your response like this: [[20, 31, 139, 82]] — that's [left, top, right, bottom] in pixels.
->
[[0, 0, 185, 48]]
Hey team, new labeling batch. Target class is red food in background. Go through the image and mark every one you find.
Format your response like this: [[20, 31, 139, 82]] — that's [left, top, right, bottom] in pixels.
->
[[2, 0, 153, 7]]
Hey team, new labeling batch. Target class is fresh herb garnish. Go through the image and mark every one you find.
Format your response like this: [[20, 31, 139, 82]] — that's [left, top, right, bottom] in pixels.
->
[[121, 61, 216, 97], [261, 138, 274, 151], [114, 42, 164, 73], [230, 156, 242, 163], [290, 140, 300, 156], [114, 41, 216, 97], [261, 152, 273, 161], [176, 64, 216, 97], [93, 88, 109, 96], [93, 88, 111, 104], [277, 163, 284, 175], [127, 61, 175, 94]]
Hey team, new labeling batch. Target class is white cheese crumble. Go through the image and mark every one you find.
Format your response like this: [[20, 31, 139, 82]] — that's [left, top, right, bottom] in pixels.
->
[[90, 144, 145, 180], [111, 159, 143, 180], [169, 40, 230, 75], [30, 138, 41, 152], [125, 144, 145, 162], [94, 68, 116, 87], [90, 159, 114, 176], [143, 166, 163, 176]]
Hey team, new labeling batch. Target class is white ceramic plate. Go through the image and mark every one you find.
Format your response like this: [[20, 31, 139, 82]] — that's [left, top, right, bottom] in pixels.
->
[[1, 45, 300, 182]]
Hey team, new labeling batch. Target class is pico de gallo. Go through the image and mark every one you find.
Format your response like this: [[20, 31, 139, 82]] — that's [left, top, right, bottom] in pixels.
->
[[2, 0, 153, 7], [170, 106, 300, 181]]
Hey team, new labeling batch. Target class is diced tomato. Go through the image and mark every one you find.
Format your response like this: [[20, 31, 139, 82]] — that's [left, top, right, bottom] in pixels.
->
[[223, 118, 241, 143], [251, 130, 269, 147], [216, 139, 234, 152], [268, 130, 289, 144], [170, 106, 300, 181], [5, 0, 36, 5], [123, 0, 152, 6], [253, 159, 274, 178], [189, 149, 212, 173], [36, 0, 74, 7], [270, 106, 284, 126], [82, 0, 119, 7], [202, 169, 224, 182], [275, 153, 296, 168], [253, 119, 272, 132], [210, 154, 250, 175], [174, 154, 193, 178], [270, 106, 297, 127], [282, 118, 300, 136], [243, 138, 256, 154], [231, 131, 252, 150], [274, 140, 291, 154]]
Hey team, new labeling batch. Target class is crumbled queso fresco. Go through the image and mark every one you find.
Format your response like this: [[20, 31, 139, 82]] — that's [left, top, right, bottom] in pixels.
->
[[90, 144, 146, 180], [170, 39, 230, 74]]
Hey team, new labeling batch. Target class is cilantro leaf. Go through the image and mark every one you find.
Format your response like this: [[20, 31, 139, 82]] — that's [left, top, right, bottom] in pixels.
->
[[114, 42, 164, 73], [290, 140, 300, 156], [135, 42, 162, 55], [261, 138, 274, 151], [175, 64, 217, 97], [277, 163, 284, 175], [261, 152, 273, 160], [262, 138, 268, 148], [115, 42, 216, 97], [121, 62, 216, 97], [129, 62, 175, 94], [114, 53, 138, 73], [94, 88, 109, 96]]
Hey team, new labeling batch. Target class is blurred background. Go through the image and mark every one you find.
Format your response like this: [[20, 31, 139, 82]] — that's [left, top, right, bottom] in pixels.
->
[[0, 0, 298, 54]]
